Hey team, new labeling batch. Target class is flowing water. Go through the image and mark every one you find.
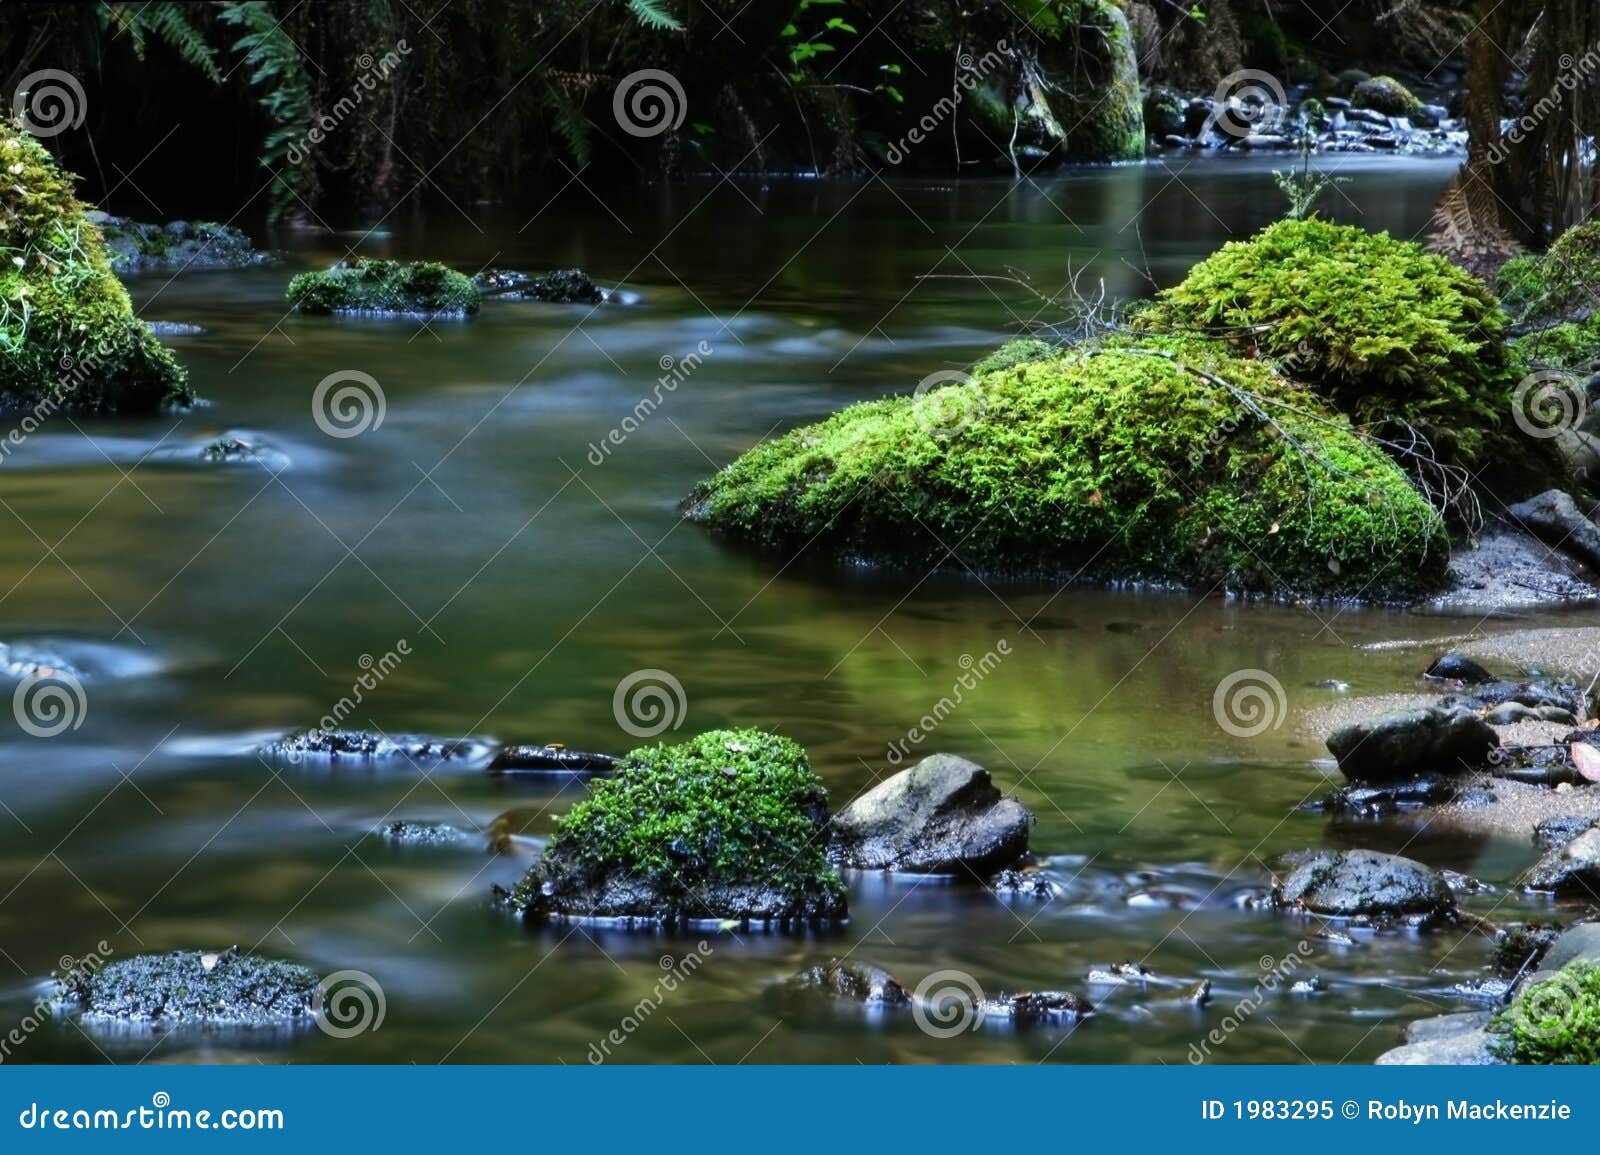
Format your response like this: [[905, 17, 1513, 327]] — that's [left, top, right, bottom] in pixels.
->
[[0, 156, 1585, 1065]]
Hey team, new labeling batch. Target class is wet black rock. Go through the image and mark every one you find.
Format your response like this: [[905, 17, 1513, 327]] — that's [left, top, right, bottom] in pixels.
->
[[1492, 924, 1564, 977], [1274, 849, 1456, 919], [1318, 773, 1456, 816], [1452, 679, 1587, 718], [63, 950, 318, 1026], [474, 267, 606, 304], [487, 745, 621, 774], [990, 866, 1055, 899], [90, 213, 271, 275], [1424, 653, 1495, 684], [261, 728, 491, 765], [827, 754, 1032, 875], [380, 820, 467, 846], [1534, 815, 1599, 850], [790, 959, 910, 1005], [979, 990, 1092, 1026], [1326, 706, 1498, 782], [145, 320, 206, 337], [1526, 828, 1600, 894], [1507, 490, 1600, 570]]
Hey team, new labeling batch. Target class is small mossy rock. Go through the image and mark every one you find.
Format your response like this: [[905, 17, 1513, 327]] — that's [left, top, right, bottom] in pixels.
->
[[1502, 220, 1600, 327], [970, 337, 1056, 375], [1493, 924, 1564, 976], [65, 950, 319, 1026], [1325, 707, 1498, 782], [1526, 828, 1600, 894], [1143, 87, 1186, 138], [504, 728, 846, 927], [1424, 653, 1495, 684], [791, 959, 910, 1005], [474, 267, 605, 303], [687, 336, 1449, 598], [828, 754, 1031, 875], [1274, 849, 1456, 918], [0, 120, 191, 414], [1507, 490, 1600, 570], [92, 213, 269, 274], [287, 257, 481, 318], [1351, 75, 1423, 116]]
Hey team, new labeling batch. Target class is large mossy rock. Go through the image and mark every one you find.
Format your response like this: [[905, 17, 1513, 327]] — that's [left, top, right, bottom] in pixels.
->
[[0, 120, 191, 413], [63, 950, 319, 1026], [287, 257, 481, 318], [1135, 218, 1524, 482], [686, 335, 1448, 598], [502, 728, 847, 927]]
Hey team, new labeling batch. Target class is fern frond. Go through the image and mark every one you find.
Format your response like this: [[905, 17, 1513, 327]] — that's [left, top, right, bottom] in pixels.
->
[[627, 0, 683, 32]]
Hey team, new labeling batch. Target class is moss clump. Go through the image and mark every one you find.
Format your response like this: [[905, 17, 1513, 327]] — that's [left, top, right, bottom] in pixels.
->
[[64, 950, 319, 1025], [287, 257, 481, 317], [1351, 75, 1423, 117], [1492, 960, 1600, 1064], [688, 335, 1448, 597], [1491, 923, 1564, 977], [508, 728, 846, 925], [0, 120, 191, 413], [1136, 218, 1517, 474], [1496, 222, 1600, 368], [970, 337, 1057, 375]]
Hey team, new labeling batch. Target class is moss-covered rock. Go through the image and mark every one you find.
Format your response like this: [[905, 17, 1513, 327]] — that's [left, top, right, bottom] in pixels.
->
[[0, 119, 192, 414], [61, 950, 319, 1026], [970, 336, 1057, 375], [1136, 218, 1523, 479], [1491, 960, 1600, 1064], [94, 213, 268, 275], [1351, 75, 1423, 117], [501, 728, 846, 927], [287, 257, 481, 318], [687, 334, 1449, 597]]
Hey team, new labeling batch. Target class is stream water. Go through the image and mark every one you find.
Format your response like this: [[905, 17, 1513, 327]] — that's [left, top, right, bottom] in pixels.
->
[[0, 155, 1585, 1065]]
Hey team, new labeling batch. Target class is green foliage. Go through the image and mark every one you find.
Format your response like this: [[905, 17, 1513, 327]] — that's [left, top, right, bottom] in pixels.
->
[[0, 121, 190, 413], [1497, 221, 1600, 325], [970, 337, 1058, 374], [1351, 75, 1423, 117], [219, 1, 314, 220], [1137, 218, 1514, 472], [1492, 961, 1600, 1064], [98, 2, 221, 81], [286, 258, 482, 317], [689, 334, 1449, 597], [528, 728, 844, 912], [1272, 124, 1349, 221], [626, 0, 683, 33]]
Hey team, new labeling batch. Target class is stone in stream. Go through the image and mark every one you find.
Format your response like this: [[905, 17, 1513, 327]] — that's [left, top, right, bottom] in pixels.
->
[[1535, 923, 1600, 974], [1525, 828, 1600, 894], [487, 744, 621, 774], [790, 959, 910, 1006], [380, 820, 468, 846], [1375, 1011, 1500, 1065], [1507, 489, 1600, 570], [1273, 849, 1456, 920], [261, 728, 493, 765], [62, 950, 320, 1026], [978, 990, 1093, 1026], [826, 754, 1032, 875], [1423, 652, 1495, 684], [1317, 772, 1457, 816], [474, 267, 606, 304], [1325, 706, 1498, 782], [1533, 815, 1597, 851], [1492, 924, 1565, 977]]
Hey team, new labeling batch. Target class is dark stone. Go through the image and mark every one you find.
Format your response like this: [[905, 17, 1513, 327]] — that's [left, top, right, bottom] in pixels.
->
[[979, 990, 1092, 1026], [1274, 849, 1456, 919], [64, 950, 318, 1026], [791, 959, 910, 1005], [381, 820, 467, 846], [487, 744, 620, 774], [1507, 490, 1600, 570], [91, 213, 271, 275], [1376, 1011, 1499, 1065], [1424, 652, 1495, 684], [475, 267, 606, 304], [1535, 815, 1599, 850], [1318, 773, 1456, 815], [990, 866, 1055, 899], [1526, 828, 1600, 894], [260, 728, 492, 765], [1536, 923, 1600, 973], [1325, 707, 1498, 782], [1492, 924, 1564, 977], [827, 754, 1032, 875]]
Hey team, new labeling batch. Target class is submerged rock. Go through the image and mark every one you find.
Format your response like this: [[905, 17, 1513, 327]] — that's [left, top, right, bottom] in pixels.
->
[[1424, 653, 1495, 684], [63, 950, 318, 1026], [790, 959, 910, 1005], [500, 729, 846, 928], [1274, 849, 1456, 920], [1318, 773, 1457, 815], [380, 820, 467, 846], [1526, 828, 1600, 894], [487, 744, 620, 774], [1326, 706, 1498, 782], [287, 258, 482, 318], [475, 267, 605, 303], [827, 754, 1032, 875], [978, 990, 1092, 1026], [261, 728, 490, 765]]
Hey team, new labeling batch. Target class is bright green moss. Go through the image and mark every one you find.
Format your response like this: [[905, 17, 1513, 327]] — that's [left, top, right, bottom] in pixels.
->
[[0, 119, 191, 413], [286, 257, 481, 317], [1351, 75, 1423, 117], [1136, 218, 1516, 473], [971, 337, 1057, 375], [689, 335, 1449, 598], [1513, 316, 1600, 369], [1498, 221, 1600, 327], [514, 728, 845, 918], [1492, 961, 1600, 1064]]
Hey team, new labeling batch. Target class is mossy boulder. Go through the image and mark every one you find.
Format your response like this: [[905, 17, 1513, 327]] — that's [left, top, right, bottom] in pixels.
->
[[501, 728, 847, 927], [1491, 960, 1600, 1064], [687, 334, 1448, 598], [93, 213, 268, 275], [61, 950, 319, 1026], [0, 119, 192, 413], [287, 257, 481, 318], [1136, 218, 1528, 482], [1497, 222, 1600, 370], [1351, 75, 1423, 117]]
